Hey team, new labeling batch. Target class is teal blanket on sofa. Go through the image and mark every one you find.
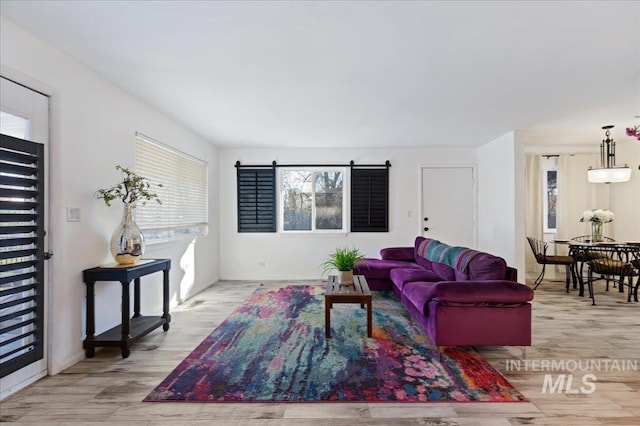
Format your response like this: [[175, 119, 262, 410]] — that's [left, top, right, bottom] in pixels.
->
[[417, 239, 481, 273]]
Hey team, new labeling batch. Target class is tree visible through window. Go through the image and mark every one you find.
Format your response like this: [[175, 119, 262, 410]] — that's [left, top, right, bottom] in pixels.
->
[[281, 169, 343, 231], [315, 171, 343, 230], [546, 170, 557, 230]]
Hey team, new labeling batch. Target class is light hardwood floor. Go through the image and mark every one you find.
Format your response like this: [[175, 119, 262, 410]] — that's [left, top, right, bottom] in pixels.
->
[[1, 277, 639, 425]]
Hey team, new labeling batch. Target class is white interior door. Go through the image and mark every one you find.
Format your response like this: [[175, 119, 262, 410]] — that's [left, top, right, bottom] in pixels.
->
[[0, 77, 49, 400], [421, 166, 476, 248]]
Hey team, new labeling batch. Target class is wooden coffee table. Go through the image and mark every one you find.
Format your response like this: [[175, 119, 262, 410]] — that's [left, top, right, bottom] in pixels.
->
[[325, 274, 372, 338]]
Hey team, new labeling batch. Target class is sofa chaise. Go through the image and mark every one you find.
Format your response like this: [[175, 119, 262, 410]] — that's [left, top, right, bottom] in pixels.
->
[[354, 236, 534, 348]]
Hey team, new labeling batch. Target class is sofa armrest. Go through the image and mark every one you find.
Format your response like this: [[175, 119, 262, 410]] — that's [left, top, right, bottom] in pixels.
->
[[380, 246, 415, 261], [427, 280, 534, 304], [505, 266, 518, 282]]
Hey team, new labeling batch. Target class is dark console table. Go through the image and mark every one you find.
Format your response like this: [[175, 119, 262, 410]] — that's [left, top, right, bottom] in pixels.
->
[[82, 259, 171, 358]]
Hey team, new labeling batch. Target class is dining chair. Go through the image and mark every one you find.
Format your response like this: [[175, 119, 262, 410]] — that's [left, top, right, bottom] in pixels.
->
[[527, 237, 574, 291], [569, 235, 616, 290], [583, 245, 640, 305]]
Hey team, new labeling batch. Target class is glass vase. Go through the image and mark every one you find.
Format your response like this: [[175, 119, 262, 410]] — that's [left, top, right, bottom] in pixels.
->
[[590, 221, 603, 243], [110, 203, 145, 264]]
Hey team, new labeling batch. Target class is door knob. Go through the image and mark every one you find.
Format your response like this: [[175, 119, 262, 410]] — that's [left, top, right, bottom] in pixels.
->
[[424, 227, 429, 231]]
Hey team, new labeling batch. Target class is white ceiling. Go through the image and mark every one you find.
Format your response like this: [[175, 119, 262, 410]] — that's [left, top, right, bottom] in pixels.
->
[[1, 1, 639, 148]]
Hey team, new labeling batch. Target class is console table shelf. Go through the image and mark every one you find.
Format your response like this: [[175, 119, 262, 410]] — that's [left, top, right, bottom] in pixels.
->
[[82, 259, 171, 358]]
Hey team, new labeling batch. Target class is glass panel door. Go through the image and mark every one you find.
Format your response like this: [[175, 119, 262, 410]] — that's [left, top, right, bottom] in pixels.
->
[[0, 77, 49, 400]]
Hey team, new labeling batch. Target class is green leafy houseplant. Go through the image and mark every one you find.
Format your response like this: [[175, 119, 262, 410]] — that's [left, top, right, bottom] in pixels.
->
[[320, 246, 365, 276], [96, 165, 162, 207]]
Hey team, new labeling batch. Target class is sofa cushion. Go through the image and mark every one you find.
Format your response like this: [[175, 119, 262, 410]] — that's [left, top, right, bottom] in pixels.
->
[[402, 281, 437, 315], [417, 237, 492, 279], [413, 237, 456, 280], [416, 237, 462, 268], [354, 258, 421, 279], [414, 237, 433, 270], [455, 252, 507, 281], [426, 280, 534, 304], [390, 268, 442, 291], [380, 247, 415, 261], [432, 262, 456, 281]]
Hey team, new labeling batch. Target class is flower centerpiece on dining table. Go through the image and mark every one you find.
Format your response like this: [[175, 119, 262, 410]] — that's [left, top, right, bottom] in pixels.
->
[[579, 209, 614, 242]]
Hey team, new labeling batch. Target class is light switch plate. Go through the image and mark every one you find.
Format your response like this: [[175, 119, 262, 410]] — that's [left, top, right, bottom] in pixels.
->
[[67, 207, 81, 222]]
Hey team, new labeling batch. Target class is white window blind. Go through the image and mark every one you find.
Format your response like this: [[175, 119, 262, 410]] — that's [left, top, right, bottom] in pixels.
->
[[135, 133, 208, 241]]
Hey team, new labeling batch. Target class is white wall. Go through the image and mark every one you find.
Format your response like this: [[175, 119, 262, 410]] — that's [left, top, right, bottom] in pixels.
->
[[609, 139, 640, 241], [513, 133, 526, 276], [526, 128, 640, 243], [219, 147, 477, 280], [477, 131, 525, 277], [1, 17, 220, 376]]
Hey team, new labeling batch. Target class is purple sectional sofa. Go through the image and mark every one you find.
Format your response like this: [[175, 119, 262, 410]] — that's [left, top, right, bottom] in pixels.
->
[[354, 236, 534, 348]]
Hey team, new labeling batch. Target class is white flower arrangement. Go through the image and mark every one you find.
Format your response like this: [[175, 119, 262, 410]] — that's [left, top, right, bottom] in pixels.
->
[[579, 209, 614, 224]]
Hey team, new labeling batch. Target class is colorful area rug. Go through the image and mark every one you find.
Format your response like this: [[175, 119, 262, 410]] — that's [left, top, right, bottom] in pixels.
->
[[144, 285, 526, 402]]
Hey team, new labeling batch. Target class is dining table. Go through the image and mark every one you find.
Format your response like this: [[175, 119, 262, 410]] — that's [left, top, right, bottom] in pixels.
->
[[553, 240, 640, 299]]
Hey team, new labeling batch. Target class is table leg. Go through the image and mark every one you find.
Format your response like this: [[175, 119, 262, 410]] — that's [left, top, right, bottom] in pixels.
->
[[578, 260, 586, 297], [121, 280, 131, 358], [84, 281, 95, 358], [567, 247, 577, 290], [325, 299, 331, 338], [162, 267, 171, 330], [366, 299, 372, 337], [133, 277, 141, 318]]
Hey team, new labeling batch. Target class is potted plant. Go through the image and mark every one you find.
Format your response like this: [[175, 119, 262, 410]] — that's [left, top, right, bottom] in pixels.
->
[[320, 246, 365, 285], [96, 165, 162, 264]]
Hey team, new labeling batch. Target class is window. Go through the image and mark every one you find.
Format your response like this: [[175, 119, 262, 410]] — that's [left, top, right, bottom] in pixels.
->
[[545, 170, 557, 230], [235, 161, 389, 233], [281, 169, 345, 232], [542, 158, 557, 233], [135, 133, 208, 242], [0, 111, 29, 139]]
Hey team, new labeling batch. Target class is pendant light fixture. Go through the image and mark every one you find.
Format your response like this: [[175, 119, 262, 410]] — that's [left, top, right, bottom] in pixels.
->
[[587, 125, 631, 183]]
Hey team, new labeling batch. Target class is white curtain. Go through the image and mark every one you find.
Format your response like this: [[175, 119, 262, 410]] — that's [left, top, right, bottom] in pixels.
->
[[525, 154, 542, 275], [557, 154, 610, 242]]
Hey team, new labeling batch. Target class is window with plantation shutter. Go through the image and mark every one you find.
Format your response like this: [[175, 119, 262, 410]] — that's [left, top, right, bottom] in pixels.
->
[[235, 161, 390, 234], [350, 168, 389, 232], [237, 168, 276, 232], [0, 134, 45, 378], [135, 133, 208, 241]]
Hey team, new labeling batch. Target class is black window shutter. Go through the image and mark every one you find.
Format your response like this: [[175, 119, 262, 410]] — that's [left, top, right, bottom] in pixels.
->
[[350, 168, 389, 232], [1, 134, 45, 378], [237, 168, 276, 232]]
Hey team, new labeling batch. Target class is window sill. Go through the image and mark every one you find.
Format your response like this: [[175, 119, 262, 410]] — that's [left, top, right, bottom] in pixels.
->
[[142, 225, 209, 246], [278, 231, 350, 237]]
